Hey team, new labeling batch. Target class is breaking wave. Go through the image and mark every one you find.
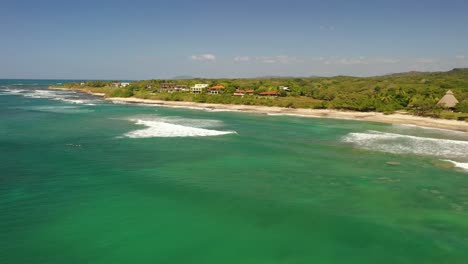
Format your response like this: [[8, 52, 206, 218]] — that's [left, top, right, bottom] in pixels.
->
[[442, 160, 468, 171], [0, 87, 100, 105], [342, 130, 468, 160], [123, 116, 236, 138], [0, 88, 27, 95]]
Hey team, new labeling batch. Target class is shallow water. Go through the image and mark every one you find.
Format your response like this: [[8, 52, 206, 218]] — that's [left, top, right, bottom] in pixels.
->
[[1, 82, 468, 263]]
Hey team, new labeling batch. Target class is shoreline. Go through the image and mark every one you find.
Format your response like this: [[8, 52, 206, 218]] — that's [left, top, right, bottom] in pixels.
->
[[50, 87, 468, 132], [50, 87, 107, 96]]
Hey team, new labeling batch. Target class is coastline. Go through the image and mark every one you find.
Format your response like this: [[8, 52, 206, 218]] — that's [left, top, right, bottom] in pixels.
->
[[50, 87, 107, 97], [50, 87, 468, 132]]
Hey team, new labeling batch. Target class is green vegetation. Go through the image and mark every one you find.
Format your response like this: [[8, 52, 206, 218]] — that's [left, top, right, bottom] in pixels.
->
[[54, 68, 468, 119]]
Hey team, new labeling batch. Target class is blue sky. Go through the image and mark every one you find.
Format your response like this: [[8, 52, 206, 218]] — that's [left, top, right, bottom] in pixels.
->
[[1, 0, 468, 79]]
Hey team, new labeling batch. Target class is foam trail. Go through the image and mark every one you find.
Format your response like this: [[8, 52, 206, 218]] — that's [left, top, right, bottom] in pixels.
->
[[3, 88, 100, 105], [343, 130, 468, 160], [392, 124, 468, 138], [124, 118, 236, 138], [442, 160, 468, 171], [0, 88, 27, 94]]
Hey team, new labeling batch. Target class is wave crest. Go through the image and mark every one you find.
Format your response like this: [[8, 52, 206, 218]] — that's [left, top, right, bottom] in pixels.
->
[[123, 116, 236, 138], [0, 88, 99, 105], [342, 130, 468, 160]]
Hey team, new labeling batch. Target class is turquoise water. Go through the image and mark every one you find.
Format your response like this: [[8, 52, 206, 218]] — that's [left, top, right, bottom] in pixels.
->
[[1, 81, 468, 263]]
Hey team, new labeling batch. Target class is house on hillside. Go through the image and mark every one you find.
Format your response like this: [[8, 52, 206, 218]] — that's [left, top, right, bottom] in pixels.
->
[[233, 89, 255, 97], [174, 85, 189, 92], [208, 85, 225, 94], [112, 82, 130, 88], [437, 90, 459, 109], [191, 84, 209, 93], [159, 83, 175, 92]]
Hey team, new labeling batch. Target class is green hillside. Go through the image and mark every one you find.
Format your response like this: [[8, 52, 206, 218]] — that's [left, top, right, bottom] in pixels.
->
[[58, 68, 468, 119]]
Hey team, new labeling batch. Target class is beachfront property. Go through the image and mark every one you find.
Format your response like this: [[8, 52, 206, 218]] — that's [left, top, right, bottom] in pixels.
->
[[111, 82, 131, 88], [208, 85, 225, 94], [159, 83, 175, 92], [233, 89, 254, 97], [437, 90, 459, 109], [191, 84, 209, 93], [174, 85, 189, 92]]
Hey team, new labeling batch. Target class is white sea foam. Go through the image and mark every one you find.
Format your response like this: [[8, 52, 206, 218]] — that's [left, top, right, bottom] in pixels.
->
[[342, 130, 468, 160], [267, 113, 312, 118], [204, 108, 240, 113], [0, 88, 28, 94], [392, 124, 468, 138], [2, 88, 100, 105], [442, 160, 468, 171], [154, 116, 224, 128], [123, 116, 236, 138]]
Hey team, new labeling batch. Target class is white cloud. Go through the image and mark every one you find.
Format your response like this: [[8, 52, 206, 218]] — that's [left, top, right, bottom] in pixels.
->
[[234, 56, 251, 62], [456, 55, 466, 60], [190, 54, 216, 62], [255, 55, 300, 64]]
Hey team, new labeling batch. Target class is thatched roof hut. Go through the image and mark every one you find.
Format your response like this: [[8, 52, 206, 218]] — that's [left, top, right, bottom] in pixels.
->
[[437, 90, 459, 108]]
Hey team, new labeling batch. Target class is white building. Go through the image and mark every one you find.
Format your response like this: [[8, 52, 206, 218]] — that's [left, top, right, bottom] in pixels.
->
[[191, 84, 209, 93], [111, 82, 131, 88], [279, 86, 290, 92]]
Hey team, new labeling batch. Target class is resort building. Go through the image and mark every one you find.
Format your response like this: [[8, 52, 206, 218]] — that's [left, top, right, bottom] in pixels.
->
[[208, 85, 225, 94], [191, 84, 209, 93], [159, 83, 175, 92], [112, 82, 130, 88], [233, 89, 255, 97], [174, 85, 189, 92], [437, 90, 459, 109]]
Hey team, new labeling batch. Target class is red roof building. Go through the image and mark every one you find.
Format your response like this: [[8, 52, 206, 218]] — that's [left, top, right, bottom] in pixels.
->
[[208, 85, 225, 94], [259, 91, 280, 96]]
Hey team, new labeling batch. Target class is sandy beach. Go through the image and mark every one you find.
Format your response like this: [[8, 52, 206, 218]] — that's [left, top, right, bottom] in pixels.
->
[[49, 87, 468, 132], [107, 97, 468, 132]]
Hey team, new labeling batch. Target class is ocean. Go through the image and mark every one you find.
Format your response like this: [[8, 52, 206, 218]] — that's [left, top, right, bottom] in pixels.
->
[[1, 80, 468, 263]]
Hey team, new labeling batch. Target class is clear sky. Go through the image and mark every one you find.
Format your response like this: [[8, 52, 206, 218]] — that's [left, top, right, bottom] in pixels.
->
[[1, 0, 468, 79]]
